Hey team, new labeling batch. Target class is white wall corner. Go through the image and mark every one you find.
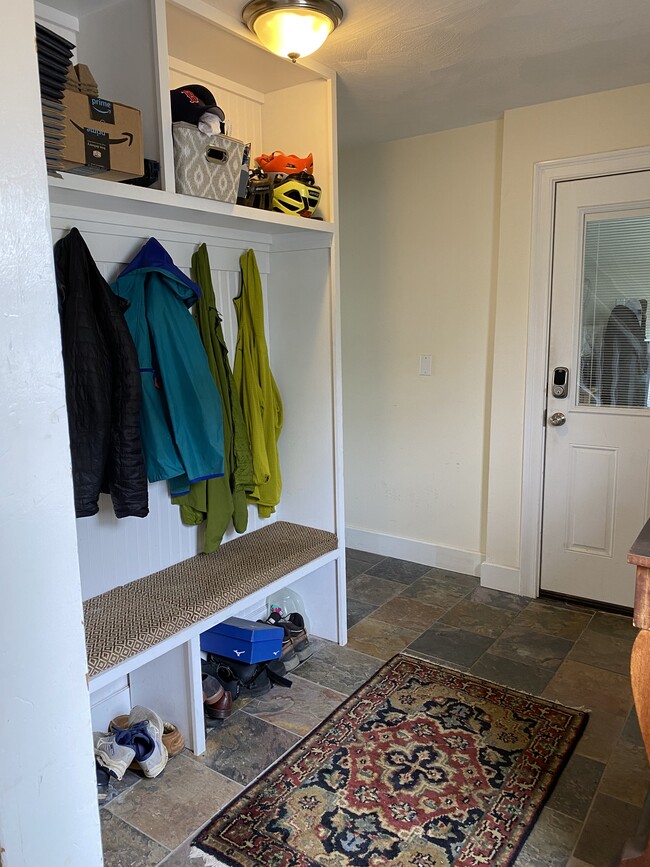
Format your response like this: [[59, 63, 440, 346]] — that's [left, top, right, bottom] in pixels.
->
[[480, 562, 525, 596], [345, 527, 482, 576]]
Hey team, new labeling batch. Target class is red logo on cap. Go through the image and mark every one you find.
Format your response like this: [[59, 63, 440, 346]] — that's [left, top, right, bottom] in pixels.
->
[[181, 89, 200, 104]]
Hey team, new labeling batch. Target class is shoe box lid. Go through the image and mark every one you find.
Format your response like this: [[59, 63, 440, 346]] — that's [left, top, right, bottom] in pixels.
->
[[200, 617, 284, 664], [210, 617, 284, 642]]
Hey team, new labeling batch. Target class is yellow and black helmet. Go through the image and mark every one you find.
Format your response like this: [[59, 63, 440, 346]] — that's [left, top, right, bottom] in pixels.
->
[[272, 172, 321, 218]]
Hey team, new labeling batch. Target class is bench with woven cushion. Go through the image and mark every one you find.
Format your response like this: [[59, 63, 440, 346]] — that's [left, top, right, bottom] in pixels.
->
[[85, 521, 339, 754]]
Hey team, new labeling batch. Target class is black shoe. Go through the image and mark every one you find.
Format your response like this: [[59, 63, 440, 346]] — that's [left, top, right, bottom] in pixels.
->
[[96, 760, 112, 803], [259, 613, 300, 672], [281, 613, 313, 663], [202, 658, 241, 701]]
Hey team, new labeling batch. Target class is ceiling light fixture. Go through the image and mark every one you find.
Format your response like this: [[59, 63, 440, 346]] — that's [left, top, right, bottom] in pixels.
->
[[242, 0, 343, 63]]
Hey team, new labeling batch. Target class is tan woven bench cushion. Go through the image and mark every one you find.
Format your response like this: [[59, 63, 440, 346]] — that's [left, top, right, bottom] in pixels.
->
[[84, 522, 337, 678]]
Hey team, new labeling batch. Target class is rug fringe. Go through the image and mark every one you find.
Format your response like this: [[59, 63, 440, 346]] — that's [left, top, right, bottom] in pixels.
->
[[189, 845, 230, 866]]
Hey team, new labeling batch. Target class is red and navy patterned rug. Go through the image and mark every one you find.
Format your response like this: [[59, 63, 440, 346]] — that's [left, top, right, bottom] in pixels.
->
[[191, 654, 587, 866]]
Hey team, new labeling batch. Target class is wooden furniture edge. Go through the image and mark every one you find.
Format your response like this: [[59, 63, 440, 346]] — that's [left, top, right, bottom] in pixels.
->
[[619, 519, 650, 866]]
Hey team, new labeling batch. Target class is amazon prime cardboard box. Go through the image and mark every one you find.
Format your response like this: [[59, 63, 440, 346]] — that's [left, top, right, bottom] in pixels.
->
[[60, 89, 144, 181]]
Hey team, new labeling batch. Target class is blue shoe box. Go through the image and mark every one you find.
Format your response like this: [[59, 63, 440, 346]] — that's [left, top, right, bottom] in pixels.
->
[[200, 617, 284, 663]]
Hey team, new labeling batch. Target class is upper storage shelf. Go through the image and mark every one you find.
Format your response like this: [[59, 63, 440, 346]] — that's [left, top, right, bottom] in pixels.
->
[[48, 172, 335, 241], [37, 0, 338, 229]]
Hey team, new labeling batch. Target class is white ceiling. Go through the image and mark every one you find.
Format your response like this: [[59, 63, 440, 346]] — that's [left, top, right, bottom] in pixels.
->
[[57, 0, 650, 147], [208, 0, 650, 146]]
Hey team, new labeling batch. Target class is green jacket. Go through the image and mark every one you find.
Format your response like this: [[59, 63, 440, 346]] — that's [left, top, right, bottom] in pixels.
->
[[233, 249, 283, 517], [173, 244, 253, 552]]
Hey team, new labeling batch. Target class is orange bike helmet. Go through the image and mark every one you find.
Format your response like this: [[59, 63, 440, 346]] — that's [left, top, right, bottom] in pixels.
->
[[255, 150, 314, 176]]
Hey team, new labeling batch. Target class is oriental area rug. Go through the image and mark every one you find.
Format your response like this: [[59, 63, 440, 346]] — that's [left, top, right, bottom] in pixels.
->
[[191, 654, 587, 867]]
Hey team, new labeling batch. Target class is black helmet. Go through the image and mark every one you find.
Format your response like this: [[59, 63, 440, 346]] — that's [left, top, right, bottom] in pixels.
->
[[243, 169, 271, 210]]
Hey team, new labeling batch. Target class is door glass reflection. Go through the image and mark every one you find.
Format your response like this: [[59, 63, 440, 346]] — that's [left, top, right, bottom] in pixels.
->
[[579, 213, 650, 407]]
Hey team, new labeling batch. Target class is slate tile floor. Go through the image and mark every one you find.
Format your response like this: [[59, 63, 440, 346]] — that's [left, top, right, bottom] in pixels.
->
[[98, 550, 648, 867]]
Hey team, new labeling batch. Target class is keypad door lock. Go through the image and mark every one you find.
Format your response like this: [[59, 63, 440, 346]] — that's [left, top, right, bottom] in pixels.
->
[[552, 367, 569, 398]]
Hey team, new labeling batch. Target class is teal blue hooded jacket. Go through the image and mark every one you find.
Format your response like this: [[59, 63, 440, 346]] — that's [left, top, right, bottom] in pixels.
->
[[112, 238, 224, 496]]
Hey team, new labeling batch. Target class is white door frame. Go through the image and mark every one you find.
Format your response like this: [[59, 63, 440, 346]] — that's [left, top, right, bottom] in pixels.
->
[[520, 146, 650, 599]]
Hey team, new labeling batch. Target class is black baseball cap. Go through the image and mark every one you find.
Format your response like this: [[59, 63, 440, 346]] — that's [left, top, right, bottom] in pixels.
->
[[170, 84, 226, 126]]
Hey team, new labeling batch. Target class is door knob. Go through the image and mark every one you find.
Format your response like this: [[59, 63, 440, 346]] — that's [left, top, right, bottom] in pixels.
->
[[548, 412, 566, 427]]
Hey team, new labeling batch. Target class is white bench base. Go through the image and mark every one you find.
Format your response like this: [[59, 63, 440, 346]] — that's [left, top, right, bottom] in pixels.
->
[[86, 525, 343, 754]]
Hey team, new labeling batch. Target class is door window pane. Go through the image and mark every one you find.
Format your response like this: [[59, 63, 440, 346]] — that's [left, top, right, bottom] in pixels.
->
[[579, 213, 650, 407]]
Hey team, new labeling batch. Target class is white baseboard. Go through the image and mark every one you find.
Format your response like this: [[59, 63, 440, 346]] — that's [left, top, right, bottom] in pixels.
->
[[345, 527, 482, 577], [480, 562, 524, 596]]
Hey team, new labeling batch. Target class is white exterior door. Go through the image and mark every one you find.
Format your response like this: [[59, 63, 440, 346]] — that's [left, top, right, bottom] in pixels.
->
[[541, 171, 650, 608]]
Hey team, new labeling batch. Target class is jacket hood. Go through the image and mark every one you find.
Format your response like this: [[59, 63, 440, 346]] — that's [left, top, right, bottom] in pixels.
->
[[119, 238, 201, 304]]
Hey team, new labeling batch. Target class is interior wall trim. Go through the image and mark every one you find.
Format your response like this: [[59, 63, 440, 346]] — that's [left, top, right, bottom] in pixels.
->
[[479, 562, 522, 596], [345, 527, 482, 577], [521, 145, 650, 600]]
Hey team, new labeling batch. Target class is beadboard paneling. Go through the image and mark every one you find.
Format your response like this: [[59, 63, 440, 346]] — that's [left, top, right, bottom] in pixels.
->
[[168, 59, 264, 164], [51, 213, 272, 600]]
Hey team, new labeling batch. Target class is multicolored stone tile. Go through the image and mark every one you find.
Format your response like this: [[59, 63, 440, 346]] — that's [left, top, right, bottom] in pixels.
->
[[468, 586, 529, 612], [400, 572, 476, 609], [573, 707, 628, 764], [369, 595, 446, 630], [588, 611, 636, 643], [365, 556, 432, 584], [598, 727, 650, 807], [346, 616, 421, 660], [470, 651, 555, 694], [345, 556, 368, 580], [567, 627, 633, 676], [191, 710, 299, 786], [345, 548, 385, 565], [515, 807, 582, 867], [346, 573, 403, 606], [572, 793, 642, 867], [546, 753, 605, 820], [489, 623, 574, 671], [240, 675, 345, 737], [100, 809, 170, 867], [543, 660, 633, 716], [157, 838, 193, 866], [407, 622, 493, 668], [513, 600, 593, 641], [439, 597, 519, 638], [106, 754, 242, 850], [347, 596, 378, 627], [296, 637, 382, 694]]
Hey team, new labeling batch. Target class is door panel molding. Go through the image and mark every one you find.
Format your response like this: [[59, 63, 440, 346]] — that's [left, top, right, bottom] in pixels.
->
[[520, 146, 650, 598], [566, 445, 617, 556]]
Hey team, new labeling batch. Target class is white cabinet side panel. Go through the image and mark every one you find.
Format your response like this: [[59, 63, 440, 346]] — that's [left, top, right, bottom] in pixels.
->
[[77, 0, 160, 163], [269, 247, 336, 532], [1, 5, 102, 865]]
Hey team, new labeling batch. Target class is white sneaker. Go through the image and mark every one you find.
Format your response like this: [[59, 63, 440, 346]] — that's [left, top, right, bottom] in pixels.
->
[[126, 706, 168, 778], [93, 731, 135, 781]]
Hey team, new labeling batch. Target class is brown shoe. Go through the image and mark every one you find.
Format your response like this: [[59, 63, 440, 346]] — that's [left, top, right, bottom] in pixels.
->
[[204, 689, 233, 720]]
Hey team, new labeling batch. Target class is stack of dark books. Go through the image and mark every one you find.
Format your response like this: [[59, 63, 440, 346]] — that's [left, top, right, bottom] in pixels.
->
[[35, 23, 74, 175]]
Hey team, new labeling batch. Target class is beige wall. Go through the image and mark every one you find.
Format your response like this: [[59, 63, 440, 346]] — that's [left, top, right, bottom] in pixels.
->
[[340, 121, 502, 565], [486, 82, 650, 581], [340, 82, 650, 582]]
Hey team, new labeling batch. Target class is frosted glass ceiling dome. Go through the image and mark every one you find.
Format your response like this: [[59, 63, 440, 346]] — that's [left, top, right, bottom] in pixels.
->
[[242, 0, 344, 62]]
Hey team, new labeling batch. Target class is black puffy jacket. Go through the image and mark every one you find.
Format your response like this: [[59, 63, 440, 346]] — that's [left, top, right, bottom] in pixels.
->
[[55, 228, 148, 518]]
